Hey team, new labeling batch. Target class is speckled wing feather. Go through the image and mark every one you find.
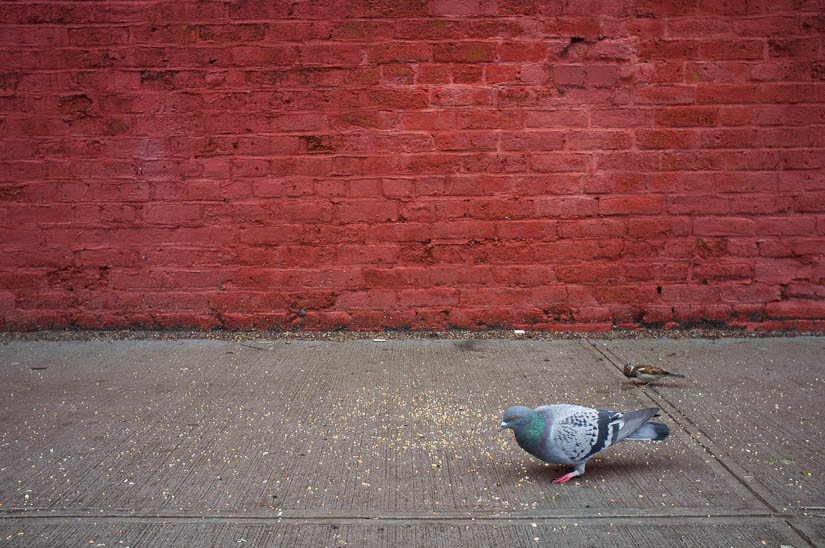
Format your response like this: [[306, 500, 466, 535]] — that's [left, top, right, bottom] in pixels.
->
[[549, 405, 623, 462], [530, 404, 661, 465]]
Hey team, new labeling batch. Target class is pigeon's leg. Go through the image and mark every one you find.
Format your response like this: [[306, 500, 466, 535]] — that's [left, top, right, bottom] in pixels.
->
[[552, 463, 586, 484], [552, 471, 579, 484]]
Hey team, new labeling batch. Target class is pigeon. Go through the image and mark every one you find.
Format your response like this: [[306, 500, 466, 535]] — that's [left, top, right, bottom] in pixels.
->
[[498, 404, 669, 484], [623, 363, 685, 384]]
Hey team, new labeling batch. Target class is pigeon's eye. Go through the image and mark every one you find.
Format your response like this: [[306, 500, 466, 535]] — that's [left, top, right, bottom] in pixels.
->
[[508, 416, 516, 422]]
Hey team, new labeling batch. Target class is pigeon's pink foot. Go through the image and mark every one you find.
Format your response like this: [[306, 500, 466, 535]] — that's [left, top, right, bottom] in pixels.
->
[[552, 472, 579, 484]]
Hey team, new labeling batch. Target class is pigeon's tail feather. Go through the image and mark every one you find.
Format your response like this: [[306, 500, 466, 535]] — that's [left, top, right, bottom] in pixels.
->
[[613, 407, 660, 443], [625, 422, 669, 441]]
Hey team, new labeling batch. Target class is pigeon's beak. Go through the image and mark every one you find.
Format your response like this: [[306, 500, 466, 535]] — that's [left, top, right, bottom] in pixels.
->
[[498, 422, 508, 432]]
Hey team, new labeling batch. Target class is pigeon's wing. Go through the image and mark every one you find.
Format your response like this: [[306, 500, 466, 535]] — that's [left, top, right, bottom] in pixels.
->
[[546, 406, 620, 463], [546, 406, 662, 463]]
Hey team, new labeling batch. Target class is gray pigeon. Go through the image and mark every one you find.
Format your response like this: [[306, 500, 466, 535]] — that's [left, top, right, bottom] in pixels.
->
[[498, 404, 669, 484]]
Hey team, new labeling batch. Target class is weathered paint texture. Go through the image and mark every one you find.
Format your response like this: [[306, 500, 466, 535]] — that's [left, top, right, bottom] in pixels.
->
[[1, 1, 824, 331]]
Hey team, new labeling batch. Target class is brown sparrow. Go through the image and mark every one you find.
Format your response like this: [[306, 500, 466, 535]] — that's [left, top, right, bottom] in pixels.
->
[[623, 363, 685, 384]]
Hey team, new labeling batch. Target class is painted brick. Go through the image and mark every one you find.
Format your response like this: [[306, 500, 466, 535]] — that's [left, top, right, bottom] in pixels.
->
[[755, 259, 815, 283], [699, 40, 764, 60], [485, 63, 521, 83], [694, 216, 755, 236], [533, 197, 598, 218], [767, 301, 825, 319], [633, 85, 695, 105], [599, 196, 664, 215], [461, 150, 526, 173], [526, 109, 588, 128], [553, 65, 586, 86], [654, 107, 718, 127], [456, 109, 523, 129], [399, 111, 456, 130], [667, 17, 732, 36], [529, 153, 590, 173], [432, 87, 491, 106], [591, 108, 654, 128], [435, 132, 497, 151], [499, 131, 564, 151], [568, 130, 632, 151], [700, 128, 762, 148], [695, 85, 759, 104], [751, 61, 811, 82], [661, 151, 724, 171], [1, 3, 824, 332], [433, 42, 496, 63], [398, 288, 459, 307], [638, 40, 701, 60], [368, 43, 432, 64], [636, 129, 698, 149], [628, 217, 692, 238], [556, 264, 619, 283], [693, 261, 754, 281]]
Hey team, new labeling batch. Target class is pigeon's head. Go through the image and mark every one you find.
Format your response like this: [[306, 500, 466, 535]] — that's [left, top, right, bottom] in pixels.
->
[[498, 406, 534, 432]]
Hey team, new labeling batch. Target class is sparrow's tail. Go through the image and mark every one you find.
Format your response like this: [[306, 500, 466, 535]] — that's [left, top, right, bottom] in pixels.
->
[[625, 422, 669, 441], [666, 372, 686, 378]]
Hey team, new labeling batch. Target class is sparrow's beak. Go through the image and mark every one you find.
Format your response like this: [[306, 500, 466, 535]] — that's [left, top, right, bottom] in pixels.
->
[[498, 422, 508, 432]]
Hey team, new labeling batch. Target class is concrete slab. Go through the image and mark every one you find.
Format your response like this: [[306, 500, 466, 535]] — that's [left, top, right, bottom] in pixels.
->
[[0, 516, 810, 548], [594, 337, 825, 510], [1, 337, 822, 546]]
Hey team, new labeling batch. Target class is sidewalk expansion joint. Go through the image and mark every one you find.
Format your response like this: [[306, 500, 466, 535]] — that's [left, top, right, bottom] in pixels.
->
[[583, 339, 780, 515], [0, 507, 795, 524]]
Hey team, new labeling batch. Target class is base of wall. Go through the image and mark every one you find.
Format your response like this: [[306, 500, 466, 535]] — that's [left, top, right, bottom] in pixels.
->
[[3, 314, 824, 336]]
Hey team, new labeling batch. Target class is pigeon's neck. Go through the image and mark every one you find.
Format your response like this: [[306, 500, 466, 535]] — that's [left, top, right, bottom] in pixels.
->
[[514, 413, 546, 452]]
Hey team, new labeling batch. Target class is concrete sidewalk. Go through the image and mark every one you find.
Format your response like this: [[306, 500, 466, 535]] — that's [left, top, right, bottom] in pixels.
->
[[0, 335, 823, 547]]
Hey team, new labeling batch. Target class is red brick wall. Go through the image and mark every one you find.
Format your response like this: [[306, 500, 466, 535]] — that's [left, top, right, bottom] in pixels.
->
[[1, 1, 825, 332]]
